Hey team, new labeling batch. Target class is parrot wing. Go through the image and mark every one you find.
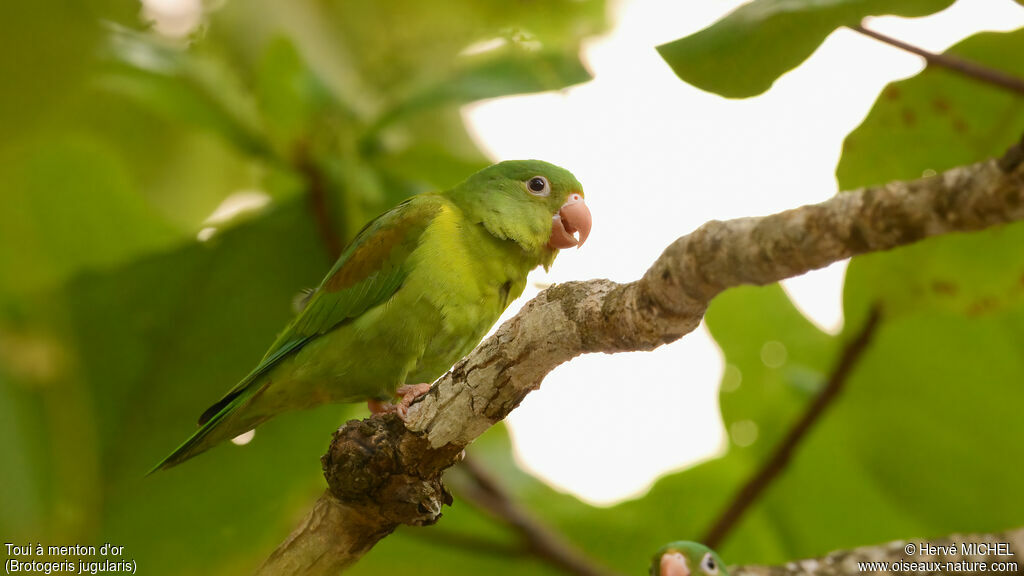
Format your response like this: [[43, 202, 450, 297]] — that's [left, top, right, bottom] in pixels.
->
[[196, 195, 444, 426]]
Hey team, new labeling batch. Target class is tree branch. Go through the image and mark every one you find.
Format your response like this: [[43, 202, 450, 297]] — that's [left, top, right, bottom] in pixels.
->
[[259, 143, 1024, 573], [850, 23, 1024, 97], [703, 306, 883, 549], [294, 142, 344, 261], [732, 527, 1024, 576]]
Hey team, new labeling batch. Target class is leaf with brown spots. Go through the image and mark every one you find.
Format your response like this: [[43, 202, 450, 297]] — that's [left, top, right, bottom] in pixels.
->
[[838, 29, 1024, 189], [839, 29, 1024, 325]]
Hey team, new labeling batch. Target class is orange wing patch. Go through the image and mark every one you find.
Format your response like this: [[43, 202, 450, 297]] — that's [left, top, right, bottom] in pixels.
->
[[324, 202, 441, 292]]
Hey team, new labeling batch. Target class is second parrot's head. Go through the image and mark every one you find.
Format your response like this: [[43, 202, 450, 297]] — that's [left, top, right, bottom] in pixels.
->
[[448, 159, 591, 255], [650, 541, 729, 576]]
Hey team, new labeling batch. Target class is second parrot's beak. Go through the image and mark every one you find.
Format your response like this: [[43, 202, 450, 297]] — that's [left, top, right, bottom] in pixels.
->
[[547, 193, 592, 250], [660, 552, 691, 576]]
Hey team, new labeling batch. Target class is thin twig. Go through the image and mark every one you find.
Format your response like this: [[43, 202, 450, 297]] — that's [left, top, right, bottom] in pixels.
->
[[399, 525, 527, 557], [850, 23, 1024, 97], [457, 455, 623, 576], [294, 143, 344, 260], [703, 306, 884, 548]]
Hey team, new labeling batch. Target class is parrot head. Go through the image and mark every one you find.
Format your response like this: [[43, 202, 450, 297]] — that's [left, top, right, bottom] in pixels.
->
[[447, 159, 591, 256], [650, 541, 729, 576]]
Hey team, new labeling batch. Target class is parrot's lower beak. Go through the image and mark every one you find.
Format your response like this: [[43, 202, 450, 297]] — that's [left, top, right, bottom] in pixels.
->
[[660, 553, 691, 576], [547, 193, 592, 250]]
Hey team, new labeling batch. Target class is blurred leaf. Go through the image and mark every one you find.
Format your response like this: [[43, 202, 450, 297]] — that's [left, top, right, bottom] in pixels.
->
[[1, 199, 358, 572], [370, 44, 591, 135], [0, 135, 180, 297], [603, 293, 1024, 568], [0, 0, 135, 137], [0, 369, 48, 538], [651, 300, 1024, 565], [837, 29, 1024, 324], [656, 0, 955, 98], [100, 25, 272, 158], [705, 286, 837, 457], [0, 15, 269, 299], [63, 90, 266, 231], [256, 36, 341, 155], [313, 0, 605, 99], [371, 144, 489, 193]]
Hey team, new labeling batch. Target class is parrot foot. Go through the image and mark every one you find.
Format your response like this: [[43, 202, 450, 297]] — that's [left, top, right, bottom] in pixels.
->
[[395, 383, 432, 418], [366, 383, 432, 419], [366, 398, 393, 415]]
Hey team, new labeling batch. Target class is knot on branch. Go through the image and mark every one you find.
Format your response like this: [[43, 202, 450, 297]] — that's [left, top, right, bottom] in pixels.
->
[[322, 415, 461, 526]]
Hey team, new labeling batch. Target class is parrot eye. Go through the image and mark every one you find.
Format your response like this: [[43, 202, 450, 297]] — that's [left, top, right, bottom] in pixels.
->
[[526, 176, 550, 197], [701, 552, 718, 575]]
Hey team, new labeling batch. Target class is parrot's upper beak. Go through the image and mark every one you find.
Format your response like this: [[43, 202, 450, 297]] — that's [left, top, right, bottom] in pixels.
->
[[547, 193, 592, 250], [660, 552, 691, 576]]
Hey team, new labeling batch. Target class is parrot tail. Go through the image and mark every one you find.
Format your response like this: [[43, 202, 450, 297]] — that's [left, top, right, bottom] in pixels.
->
[[147, 390, 261, 475]]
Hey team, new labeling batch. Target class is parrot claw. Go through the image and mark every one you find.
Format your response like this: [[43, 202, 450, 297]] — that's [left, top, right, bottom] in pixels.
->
[[395, 383, 432, 418], [366, 383, 432, 419]]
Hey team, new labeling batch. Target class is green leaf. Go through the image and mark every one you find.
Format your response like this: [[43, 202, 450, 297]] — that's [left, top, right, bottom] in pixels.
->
[[0, 0, 135, 138], [625, 303, 1024, 566], [100, 25, 272, 158], [369, 44, 592, 135], [657, 0, 954, 98], [838, 29, 1024, 188], [706, 285, 838, 457], [837, 29, 1024, 323], [1, 199, 355, 572], [0, 369, 48, 538], [844, 224, 1024, 322], [600, 292, 1024, 566], [63, 92, 267, 232], [371, 144, 490, 194], [255, 36, 341, 155], [311, 0, 606, 99], [0, 135, 180, 297]]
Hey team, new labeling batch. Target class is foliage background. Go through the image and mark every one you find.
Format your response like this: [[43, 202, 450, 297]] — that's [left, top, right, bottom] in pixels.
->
[[2, 0, 1023, 574]]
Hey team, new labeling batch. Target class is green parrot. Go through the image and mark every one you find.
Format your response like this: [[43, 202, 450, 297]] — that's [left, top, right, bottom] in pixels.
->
[[152, 160, 591, 472], [650, 542, 729, 576]]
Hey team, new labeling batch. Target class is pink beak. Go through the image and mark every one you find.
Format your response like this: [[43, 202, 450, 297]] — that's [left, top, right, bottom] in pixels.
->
[[661, 553, 691, 576], [547, 193, 592, 250]]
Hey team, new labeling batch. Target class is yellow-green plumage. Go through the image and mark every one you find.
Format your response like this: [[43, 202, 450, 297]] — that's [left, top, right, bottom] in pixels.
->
[[152, 160, 586, 471]]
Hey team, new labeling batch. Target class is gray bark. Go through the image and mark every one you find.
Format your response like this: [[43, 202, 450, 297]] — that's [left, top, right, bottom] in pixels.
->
[[733, 527, 1024, 576]]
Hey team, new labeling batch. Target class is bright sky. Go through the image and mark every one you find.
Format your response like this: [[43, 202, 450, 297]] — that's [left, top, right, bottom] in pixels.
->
[[464, 0, 1024, 505]]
